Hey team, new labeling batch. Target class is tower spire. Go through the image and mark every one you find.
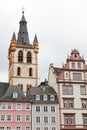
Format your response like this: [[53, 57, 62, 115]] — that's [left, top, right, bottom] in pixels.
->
[[17, 11, 30, 44]]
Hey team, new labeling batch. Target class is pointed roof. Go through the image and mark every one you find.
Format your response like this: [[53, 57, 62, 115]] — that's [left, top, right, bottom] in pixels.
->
[[17, 11, 30, 45], [11, 32, 16, 41], [33, 34, 38, 43]]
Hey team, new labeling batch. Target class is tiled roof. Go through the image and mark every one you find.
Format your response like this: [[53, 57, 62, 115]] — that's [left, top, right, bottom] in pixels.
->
[[0, 82, 9, 98], [54, 67, 61, 76], [27, 86, 58, 104], [0, 85, 31, 102]]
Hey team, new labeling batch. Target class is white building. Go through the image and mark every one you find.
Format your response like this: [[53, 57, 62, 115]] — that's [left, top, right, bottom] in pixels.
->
[[8, 11, 39, 95], [27, 85, 60, 130], [48, 49, 87, 130]]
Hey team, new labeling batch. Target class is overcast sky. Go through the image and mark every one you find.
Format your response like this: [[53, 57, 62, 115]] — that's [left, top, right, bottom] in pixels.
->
[[0, 0, 87, 83]]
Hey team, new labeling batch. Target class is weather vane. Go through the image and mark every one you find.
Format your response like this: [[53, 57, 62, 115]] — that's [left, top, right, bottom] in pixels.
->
[[22, 7, 25, 14]]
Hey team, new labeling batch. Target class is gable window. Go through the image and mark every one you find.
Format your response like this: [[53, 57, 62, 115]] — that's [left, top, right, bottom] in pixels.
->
[[36, 95, 40, 100], [29, 68, 33, 76], [50, 95, 55, 101], [71, 62, 75, 68], [27, 51, 32, 63], [73, 73, 82, 80], [62, 85, 73, 95], [17, 67, 21, 76], [18, 50, 23, 63], [77, 63, 81, 69], [43, 95, 47, 101], [80, 86, 86, 95]]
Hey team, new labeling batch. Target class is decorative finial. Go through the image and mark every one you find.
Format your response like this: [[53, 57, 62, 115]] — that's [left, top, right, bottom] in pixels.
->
[[22, 7, 25, 15]]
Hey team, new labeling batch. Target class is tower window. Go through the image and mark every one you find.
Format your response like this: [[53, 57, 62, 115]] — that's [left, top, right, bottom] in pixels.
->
[[29, 68, 33, 76], [27, 51, 32, 63], [17, 67, 21, 76], [18, 50, 23, 63]]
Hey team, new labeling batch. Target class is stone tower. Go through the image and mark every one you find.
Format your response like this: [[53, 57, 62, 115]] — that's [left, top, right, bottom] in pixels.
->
[[8, 11, 39, 94]]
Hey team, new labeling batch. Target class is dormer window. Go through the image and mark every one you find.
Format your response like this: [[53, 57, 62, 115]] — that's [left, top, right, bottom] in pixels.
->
[[50, 95, 55, 101], [36, 95, 40, 100], [43, 95, 47, 101], [13, 92, 18, 99]]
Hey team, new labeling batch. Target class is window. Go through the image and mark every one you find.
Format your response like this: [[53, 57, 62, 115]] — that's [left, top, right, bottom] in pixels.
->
[[83, 115, 87, 125], [62, 85, 73, 95], [0, 127, 4, 130], [26, 115, 30, 122], [7, 115, 11, 121], [63, 99, 74, 109], [36, 116, 40, 123], [7, 104, 12, 110], [36, 128, 40, 130], [7, 127, 11, 130], [44, 116, 48, 123], [43, 95, 47, 101], [51, 116, 55, 123], [71, 62, 75, 68], [26, 104, 30, 110], [16, 127, 21, 130], [44, 127, 48, 130], [16, 104, 21, 110], [80, 86, 86, 95], [17, 67, 21, 76], [27, 51, 32, 63], [27, 84, 31, 91], [18, 50, 23, 62], [26, 127, 30, 130], [77, 63, 81, 69], [51, 106, 55, 112], [73, 73, 82, 80], [18, 84, 23, 91], [0, 115, 5, 121], [50, 95, 55, 101], [52, 127, 56, 130], [44, 106, 48, 112], [29, 68, 33, 76], [36, 106, 40, 112], [36, 95, 40, 100], [1, 104, 5, 110], [64, 114, 75, 125], [82, 100, 87, 109], [16, 115, 21, 121], [13, 92, 18, 98]]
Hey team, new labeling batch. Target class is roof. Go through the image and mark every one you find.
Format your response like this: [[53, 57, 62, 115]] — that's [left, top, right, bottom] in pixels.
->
[[11, 32, 16, 41], [33, 34, 38, 43], [17, 11, 30, 45], [0, 85, 31, 102], [0, 82, 9, 98], [27, 86, 58, 104], [54, 67, 61, 76]]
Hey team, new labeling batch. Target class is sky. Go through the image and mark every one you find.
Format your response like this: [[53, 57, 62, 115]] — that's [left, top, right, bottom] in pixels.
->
[[0, 0, 87, 83]]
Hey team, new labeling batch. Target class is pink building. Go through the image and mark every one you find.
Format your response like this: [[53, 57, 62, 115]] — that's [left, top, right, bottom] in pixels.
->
[[0, 85, 32, 130]]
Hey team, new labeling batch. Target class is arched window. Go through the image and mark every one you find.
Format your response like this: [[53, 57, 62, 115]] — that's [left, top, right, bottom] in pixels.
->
[[17, 67, 21, 76], [27, 51, 32, 63], [18, 84, 23, 91], [29, 68, 33, 76], [27, 84, 32, 92], [18, 50, 23, 62]]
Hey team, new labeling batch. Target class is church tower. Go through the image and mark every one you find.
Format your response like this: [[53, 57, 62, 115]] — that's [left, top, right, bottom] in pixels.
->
[[8, 11, 39, 94]]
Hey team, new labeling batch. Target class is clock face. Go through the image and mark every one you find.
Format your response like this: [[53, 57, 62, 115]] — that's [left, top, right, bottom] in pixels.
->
[[13, 92, 18, 98]]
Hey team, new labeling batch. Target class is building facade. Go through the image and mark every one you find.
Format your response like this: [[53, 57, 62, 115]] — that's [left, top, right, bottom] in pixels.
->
[[48, 49, 87, 130], [27, 85, 59, 130], [8, 11, 39, 95], [0, 85, 32, 130]]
